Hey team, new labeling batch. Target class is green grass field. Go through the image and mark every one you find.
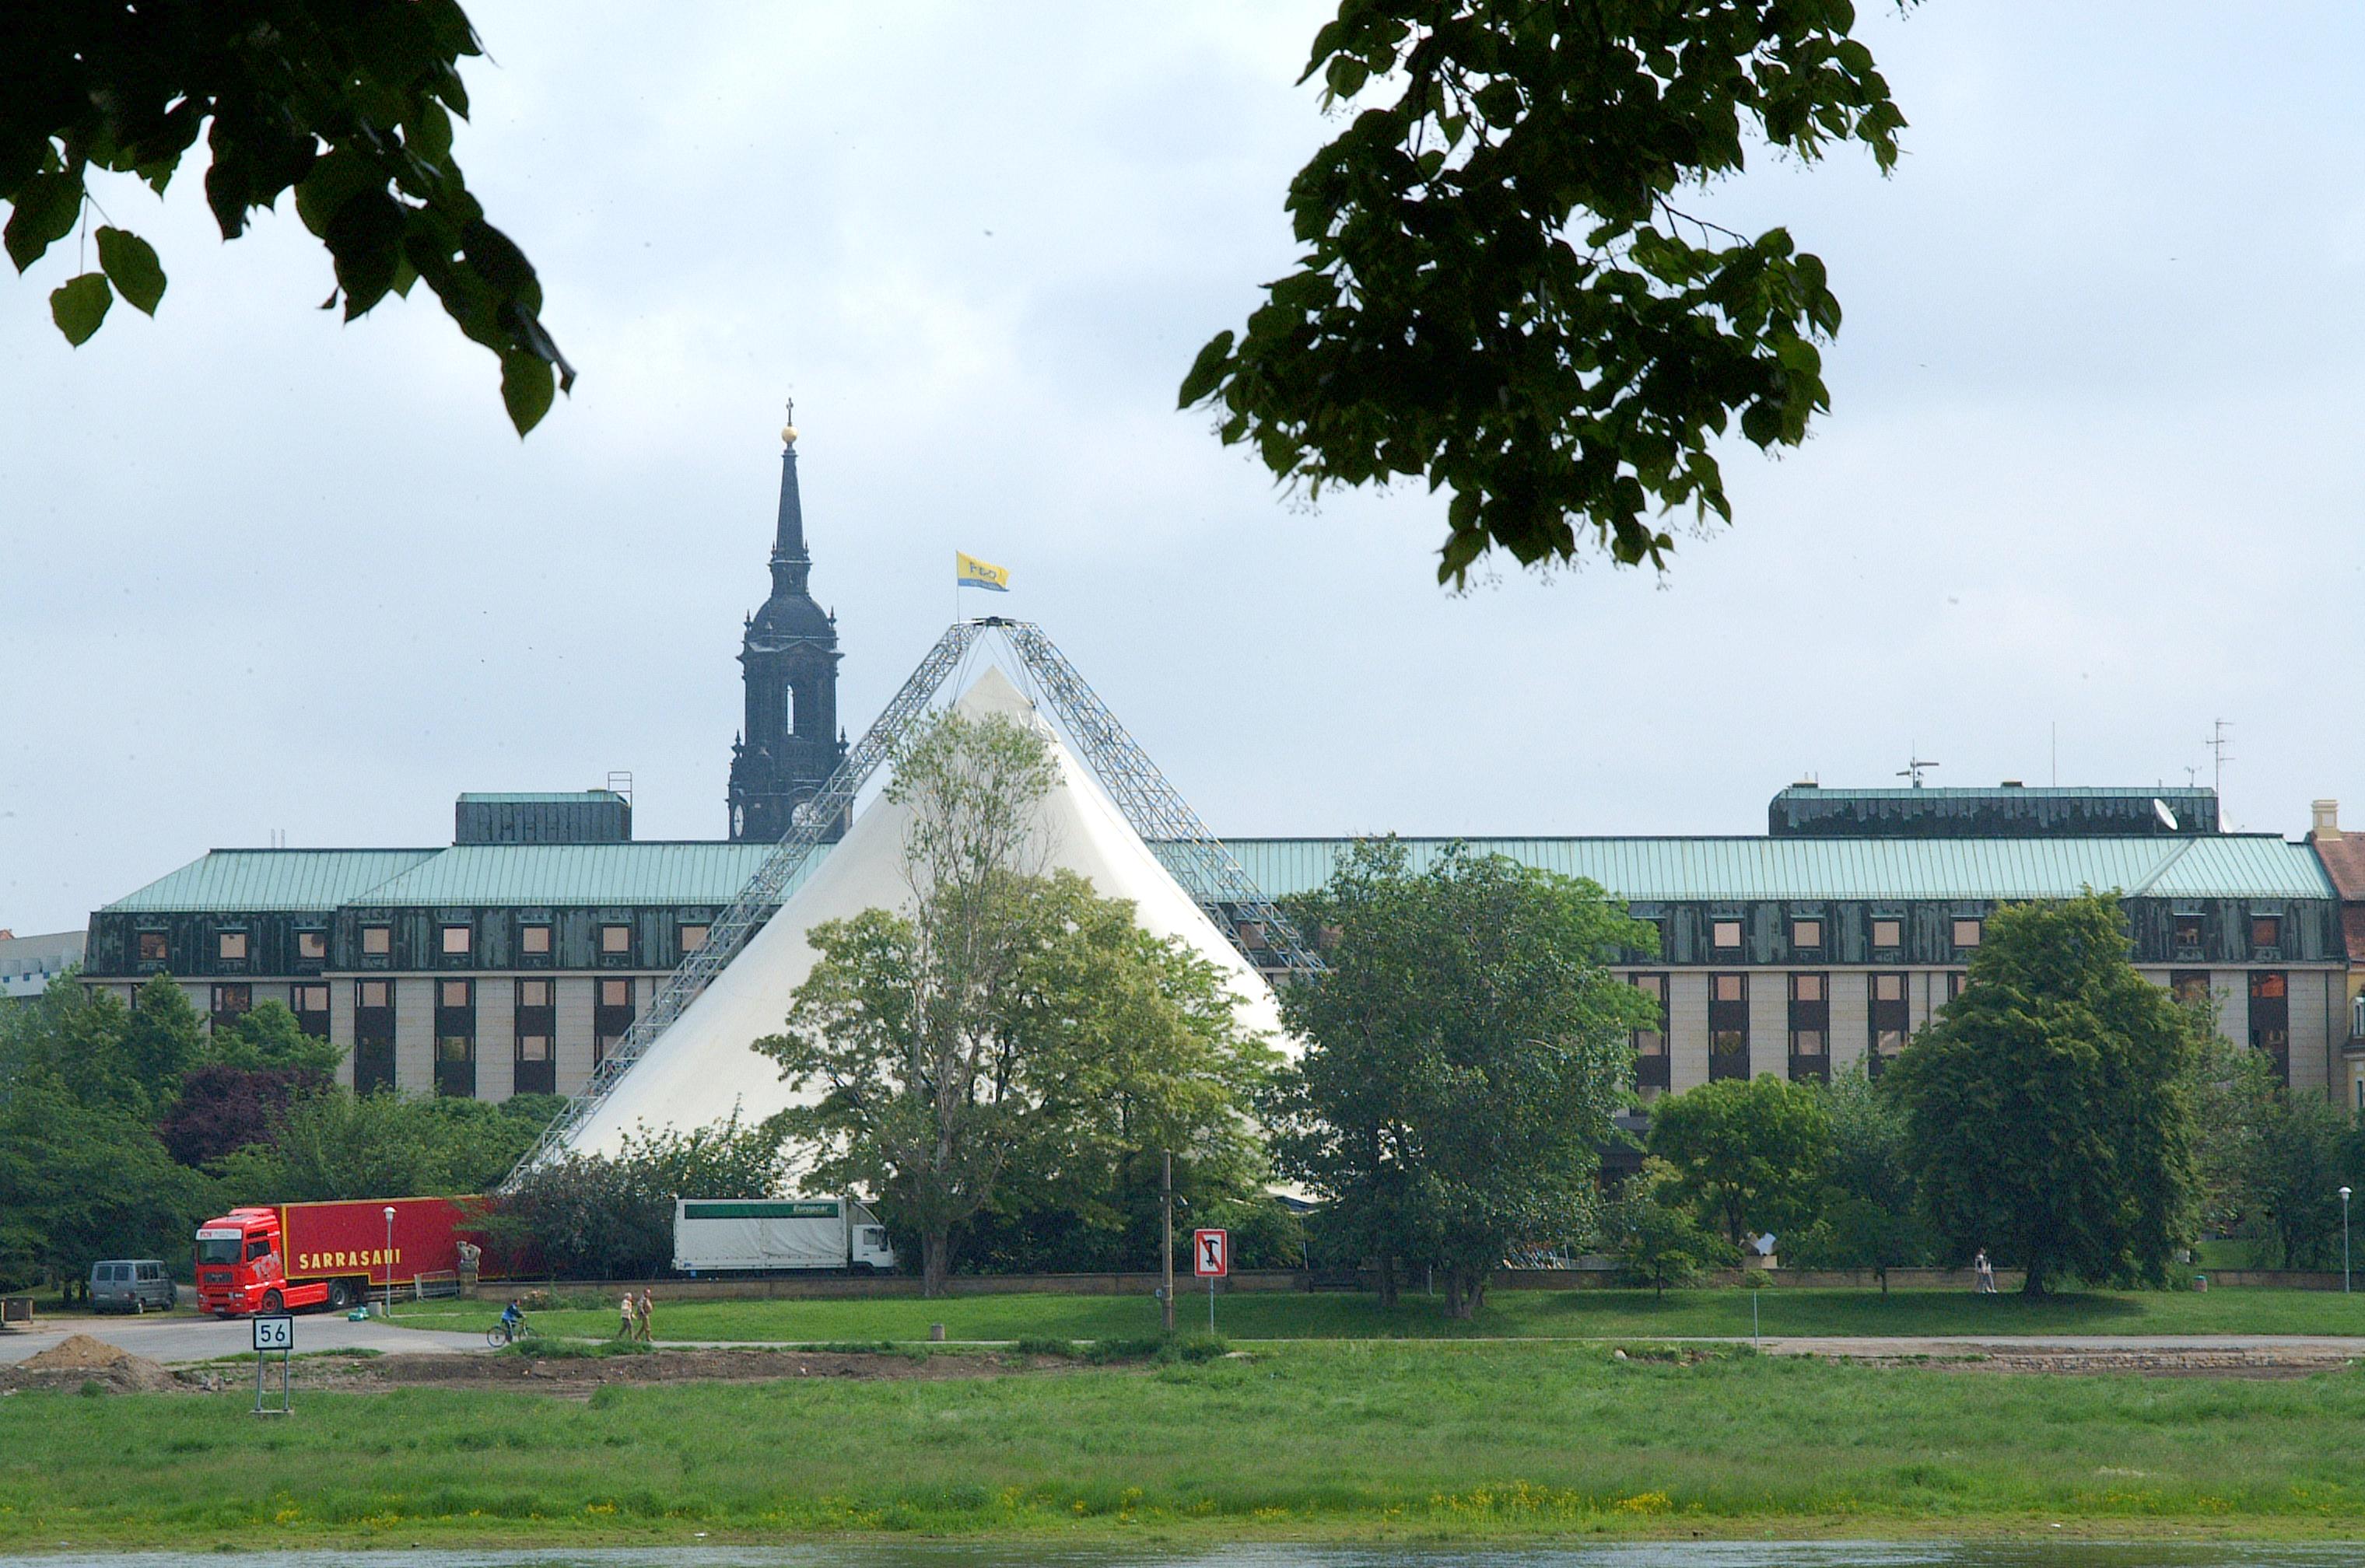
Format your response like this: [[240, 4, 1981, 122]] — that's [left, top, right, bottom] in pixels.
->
[[7, 1342, 2365, 1548], [394, 1285, 2365, 1345]]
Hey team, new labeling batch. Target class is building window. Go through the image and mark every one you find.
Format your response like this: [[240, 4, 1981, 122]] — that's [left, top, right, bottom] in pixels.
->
[[2250, 970, 2290, 1083], [434, 979, 475, 1097], [1791, 919, 1822, 950], [515, 978, 557, 1096], [1952, 918, 1983, 949], [138, 932, 167, 964], [594, 977, 636, 1066], [440, 924, 472, 957], [1870, 918, 1902, 950], [1708, 972, 1748, 1080], [600, 923, 631, 957], [2173, 912, 2206, 950], [362, 925, 391, 957], [1869, 972, 1909, 1077], [520, 923, 552, 957], [2251, 914, 2283, 950], [297, 930, 328, 961], [209, 983, 252, 1027], [354, 978, 394, 1094], [1631, 974, 1669, 1093], [2353, 992, 2365, 1042], [1789, 972, 1830, 1083], [1712, 919, 1743, 952], [1946, 971, 1968, 1002], [2171, 970, 2210, 1006], [293, 983, 331, 1038], [217, 931, 248, 961], [680, 923, 710, 955]]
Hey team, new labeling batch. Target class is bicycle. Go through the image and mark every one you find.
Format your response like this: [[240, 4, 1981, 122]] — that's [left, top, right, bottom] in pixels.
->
[[485, 1317, 530, 1348]]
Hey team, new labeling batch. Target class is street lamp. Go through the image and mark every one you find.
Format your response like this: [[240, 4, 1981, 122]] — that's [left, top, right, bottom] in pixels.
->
[[383, 1206, 398, 1314], [2341, 1188, 2353, 1296]]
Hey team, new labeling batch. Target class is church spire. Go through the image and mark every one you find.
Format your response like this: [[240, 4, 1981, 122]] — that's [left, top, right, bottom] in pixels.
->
[[731, 401, 847, 844], [771, 400, 810, 597]]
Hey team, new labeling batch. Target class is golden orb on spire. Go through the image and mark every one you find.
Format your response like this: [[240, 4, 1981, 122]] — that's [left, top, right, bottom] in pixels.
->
[[781, 395, 797, 446]]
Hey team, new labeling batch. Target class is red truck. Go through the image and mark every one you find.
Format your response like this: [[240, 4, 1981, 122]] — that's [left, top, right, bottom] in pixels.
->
[[194, 1198, 494, 1316]]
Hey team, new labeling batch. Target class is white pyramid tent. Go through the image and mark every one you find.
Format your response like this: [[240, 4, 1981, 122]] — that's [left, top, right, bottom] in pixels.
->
[[556, 666, 1288, 1160]]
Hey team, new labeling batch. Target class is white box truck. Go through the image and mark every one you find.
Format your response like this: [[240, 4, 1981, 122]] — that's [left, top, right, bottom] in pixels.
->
[[671, 1198, 898, 1275]]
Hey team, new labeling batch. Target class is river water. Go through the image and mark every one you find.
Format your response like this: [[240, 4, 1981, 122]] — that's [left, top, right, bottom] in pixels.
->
[[3, 1545, 2356, 1568]]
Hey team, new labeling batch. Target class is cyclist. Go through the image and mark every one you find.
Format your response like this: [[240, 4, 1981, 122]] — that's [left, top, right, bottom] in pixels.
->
[[499, 1297, 528, 1343]]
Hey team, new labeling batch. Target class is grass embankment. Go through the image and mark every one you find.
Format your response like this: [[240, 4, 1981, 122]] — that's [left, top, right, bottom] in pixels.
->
[[6, 1343, 2365, 1546], [397, 1286, 2365, 1344]]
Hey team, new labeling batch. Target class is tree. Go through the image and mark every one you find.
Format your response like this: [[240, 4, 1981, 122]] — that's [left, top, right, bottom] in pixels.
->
[[1265, 838, 1654, 1318], [1788, 1196, 1926, 1293], [1604, 1159, 1734, 1299], [0, 1075, 202, 1293], [1648, 1074, 1831, 1249], [5, 0, 570, 432], [492, 1114, 787, 1279], [226, 1087, 565, 1203], [757, 709, 1270, 1296], [2252, 1090, 2362, 1271], [1784, 1064, 1929, 1290], [204, 1000, 343, 1075], [157, 1062, 328, 1167], [1181, 0, 1908, 583], [1890, 893, 2206, 1296]]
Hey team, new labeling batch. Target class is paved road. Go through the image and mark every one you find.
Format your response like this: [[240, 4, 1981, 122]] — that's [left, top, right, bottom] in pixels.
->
[[0, 1311, 489, 1365]]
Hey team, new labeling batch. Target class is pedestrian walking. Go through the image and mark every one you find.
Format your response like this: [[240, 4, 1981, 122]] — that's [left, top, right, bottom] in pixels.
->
[[636, 1286, 653, 1343], [1974, 1248, 1997, 1294], [617, 1290, 636, 1338]]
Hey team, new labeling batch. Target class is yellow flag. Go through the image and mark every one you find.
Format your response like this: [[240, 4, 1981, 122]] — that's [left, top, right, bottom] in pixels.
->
[[956, 551, 1011, 592]]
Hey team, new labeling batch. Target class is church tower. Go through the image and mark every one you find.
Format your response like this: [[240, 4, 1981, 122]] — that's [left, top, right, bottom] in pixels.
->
[[728, 411, 848, 842]]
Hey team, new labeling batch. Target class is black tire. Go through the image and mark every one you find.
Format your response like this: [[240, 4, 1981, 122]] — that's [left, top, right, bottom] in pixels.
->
[[261, 1290, 284, 1314], [485, 1324, 511, 1349], [328, 1279, 353, 1311]]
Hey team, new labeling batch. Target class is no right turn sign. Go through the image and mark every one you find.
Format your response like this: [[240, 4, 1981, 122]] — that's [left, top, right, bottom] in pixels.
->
[[1193, 1227, 1228, 1279]]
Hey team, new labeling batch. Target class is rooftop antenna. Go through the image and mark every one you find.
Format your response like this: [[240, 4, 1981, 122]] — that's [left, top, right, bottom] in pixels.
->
[[2207, 719, 2234, 816], [1897, 751, 1939, 789]]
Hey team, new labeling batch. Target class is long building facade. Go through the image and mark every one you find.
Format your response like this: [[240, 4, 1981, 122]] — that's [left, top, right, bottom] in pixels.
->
[[64, 429, 2365, 1108], [79, 783, 2355, 1104]]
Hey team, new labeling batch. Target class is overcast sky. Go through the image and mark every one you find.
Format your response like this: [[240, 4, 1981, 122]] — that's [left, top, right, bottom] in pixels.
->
[[5, 2, 2363, 934]]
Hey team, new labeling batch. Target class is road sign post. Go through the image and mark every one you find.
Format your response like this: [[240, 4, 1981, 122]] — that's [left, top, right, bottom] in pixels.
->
[[1193, 1227, 1228, 1335], [252, 1314, 293, 1415]]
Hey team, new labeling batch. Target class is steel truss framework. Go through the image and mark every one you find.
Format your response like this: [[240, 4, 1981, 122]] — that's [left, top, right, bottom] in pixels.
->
[[511, 618, 1316, 1178]]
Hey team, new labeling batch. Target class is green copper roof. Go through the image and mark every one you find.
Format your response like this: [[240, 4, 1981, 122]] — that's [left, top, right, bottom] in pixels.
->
[[101, 850, 443, 912], [1207, 836, 2335, 904], [358, 843, 783, 907], [101, 843, 810, 912]]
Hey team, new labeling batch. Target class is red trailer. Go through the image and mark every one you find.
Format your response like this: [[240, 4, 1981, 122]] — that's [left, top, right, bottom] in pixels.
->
[[194, 1197, 494, 1316]]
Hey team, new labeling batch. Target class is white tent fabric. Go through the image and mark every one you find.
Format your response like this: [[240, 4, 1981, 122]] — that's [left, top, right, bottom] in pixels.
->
[[556, 666, 1288, 1160]]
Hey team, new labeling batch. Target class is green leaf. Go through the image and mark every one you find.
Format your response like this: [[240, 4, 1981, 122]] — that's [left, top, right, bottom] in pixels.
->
[[93, 227, 166, 314], [49, 273, 112, 345], [1175, 331, 1235, 408], [5, 168, 85, 272], [499, 348, 555, 436]]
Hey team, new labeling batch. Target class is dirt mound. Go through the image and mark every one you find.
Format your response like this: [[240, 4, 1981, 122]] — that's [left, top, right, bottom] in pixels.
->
[[25, 1334, 132, 1371], [7, 1334, 184, 1393]]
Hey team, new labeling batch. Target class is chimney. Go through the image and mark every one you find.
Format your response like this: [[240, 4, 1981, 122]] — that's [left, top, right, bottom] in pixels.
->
[[2312, 800, 2341, 841]]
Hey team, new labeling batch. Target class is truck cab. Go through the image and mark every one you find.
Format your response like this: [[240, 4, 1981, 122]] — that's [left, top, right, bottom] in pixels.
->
[[194, 1206, 327, 1317]]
